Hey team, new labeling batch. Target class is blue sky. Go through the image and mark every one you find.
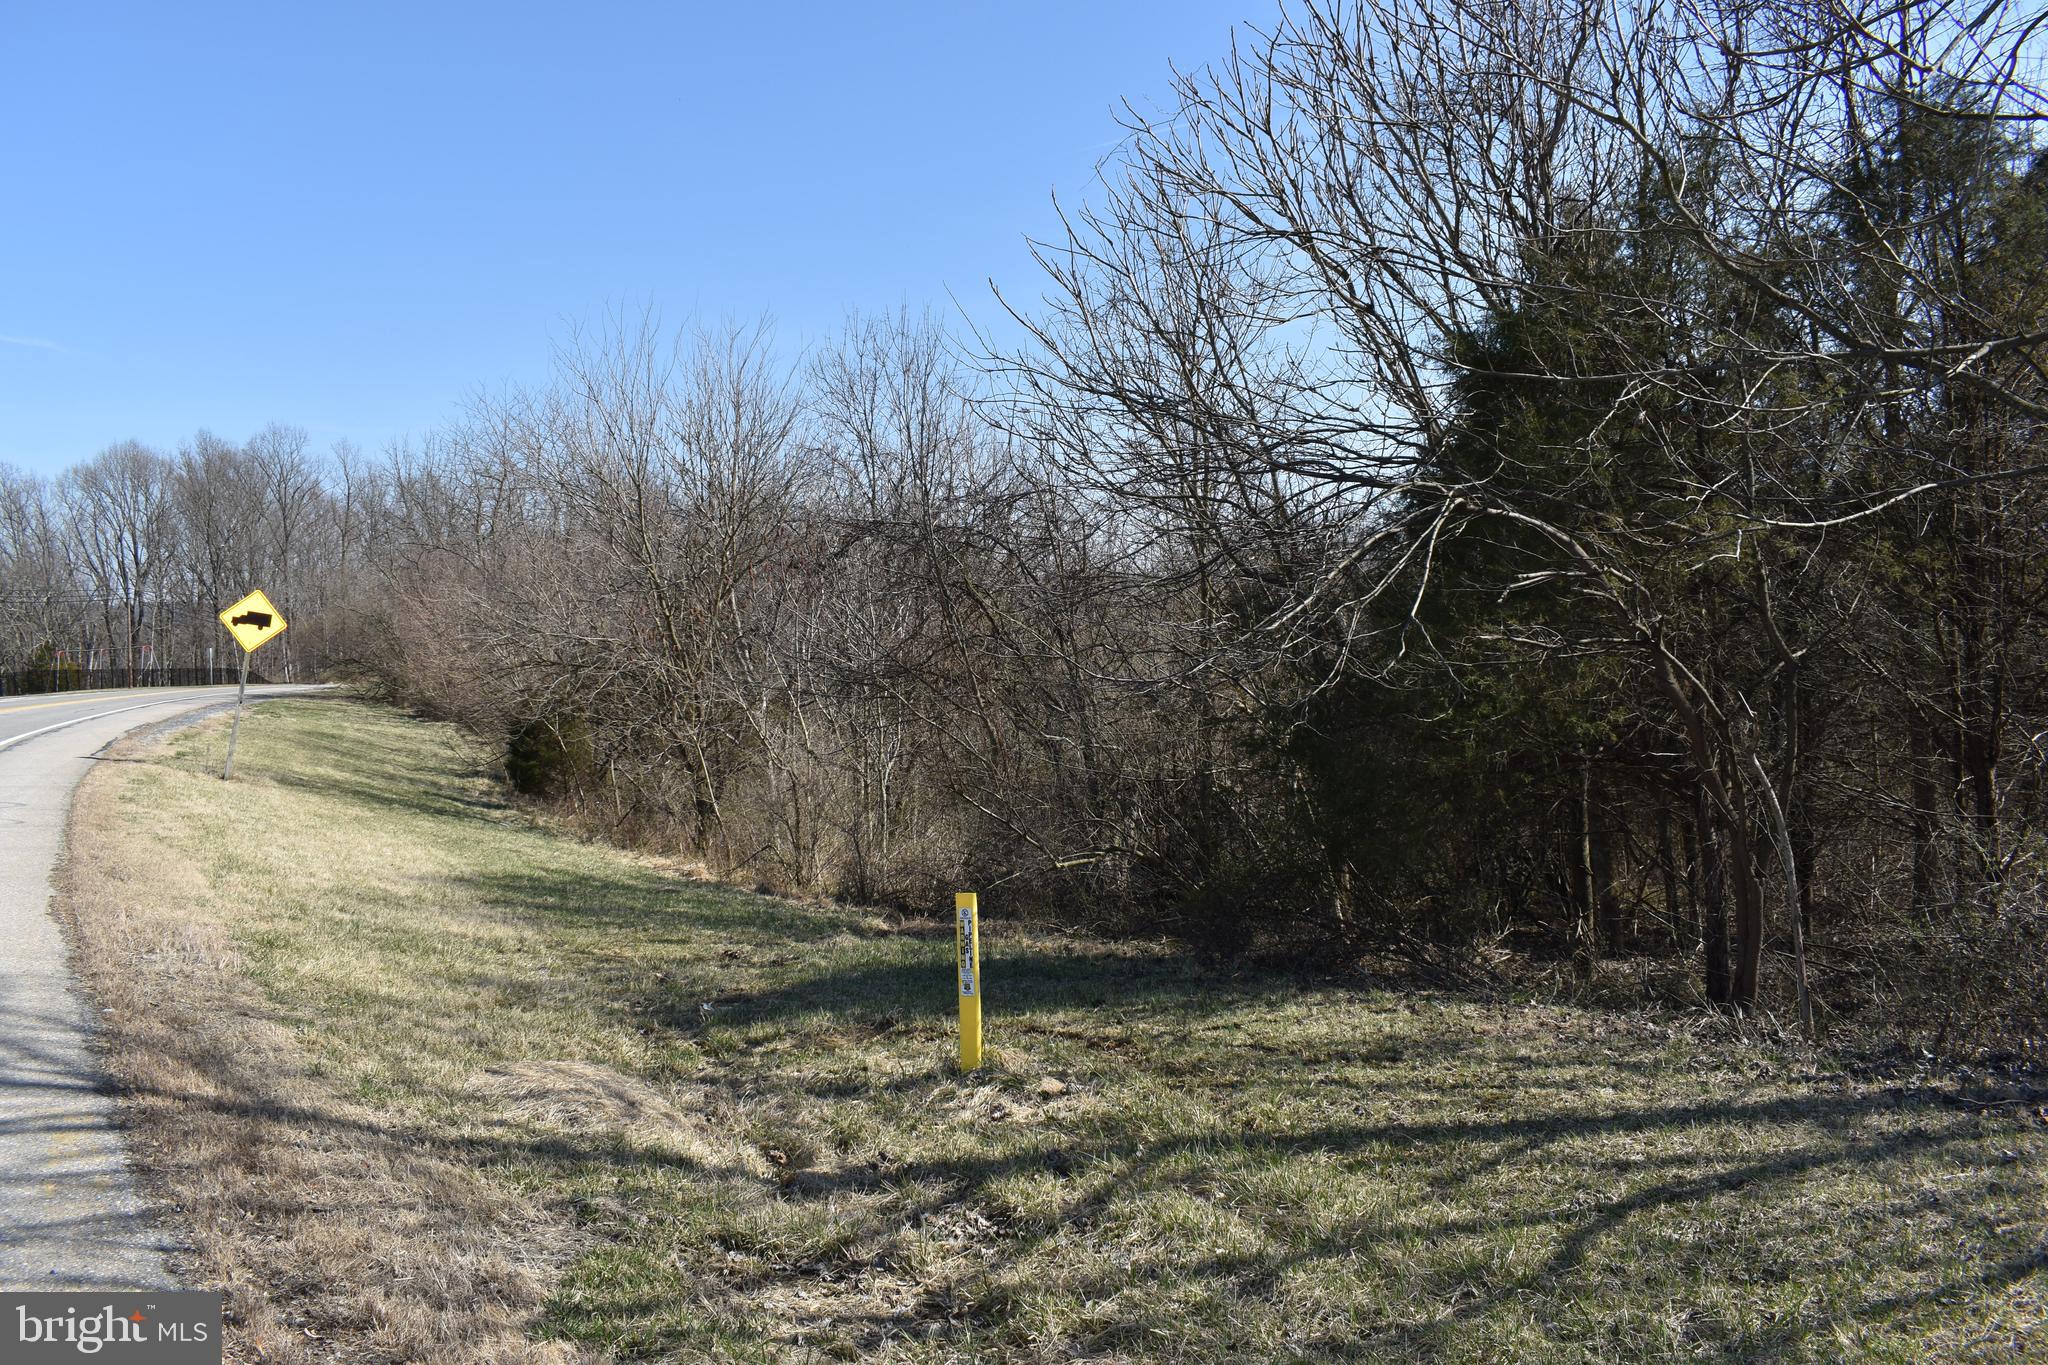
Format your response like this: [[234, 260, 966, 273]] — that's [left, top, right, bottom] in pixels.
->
[[1, 1, 1258, 473]]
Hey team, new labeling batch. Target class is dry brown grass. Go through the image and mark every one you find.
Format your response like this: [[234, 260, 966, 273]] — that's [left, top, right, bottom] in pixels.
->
[[57, 730, 598, 1365], [470, 1062, 773, 1181], [52, 698, 2048, 1362]]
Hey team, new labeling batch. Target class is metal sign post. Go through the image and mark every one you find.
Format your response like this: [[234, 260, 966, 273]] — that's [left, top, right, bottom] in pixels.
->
[[222, 649, 251, 780], [216, 588, 288, 782]]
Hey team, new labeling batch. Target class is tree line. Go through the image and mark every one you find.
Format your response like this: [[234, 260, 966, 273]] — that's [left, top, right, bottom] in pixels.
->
[[5, 0, 2043, 1054], [1, 424, 382, 688]]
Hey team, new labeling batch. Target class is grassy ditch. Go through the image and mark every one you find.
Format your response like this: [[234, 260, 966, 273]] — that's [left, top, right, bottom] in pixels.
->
[[62, 697, 2047, 1362]]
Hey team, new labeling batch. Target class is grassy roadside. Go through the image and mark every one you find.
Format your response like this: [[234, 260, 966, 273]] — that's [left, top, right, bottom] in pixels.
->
[[60, 697, 2046, 1362]]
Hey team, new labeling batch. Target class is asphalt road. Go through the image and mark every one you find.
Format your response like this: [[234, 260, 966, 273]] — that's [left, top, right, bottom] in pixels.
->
[[0, 683, 320, 1288]]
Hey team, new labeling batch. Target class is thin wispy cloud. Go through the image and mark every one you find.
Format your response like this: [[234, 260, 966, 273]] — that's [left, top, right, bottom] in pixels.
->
[[0, 333, 66, 352]]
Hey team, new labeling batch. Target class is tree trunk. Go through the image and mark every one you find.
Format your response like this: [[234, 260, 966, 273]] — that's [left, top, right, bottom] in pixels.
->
[[1910, 719, 1937, 909], [1591, 803, 1622, 956], [1695, 785, 1731, 1006], [1728, 827, 1766, 1009], [1649, 637, 1762, 1007], [1568, 766, 1595, 978], [1790, 794, 1816, 943], [1751, 749, 1813, 1034], [1657, 803, 1681, 949], [1958, 711, 2001, 899]]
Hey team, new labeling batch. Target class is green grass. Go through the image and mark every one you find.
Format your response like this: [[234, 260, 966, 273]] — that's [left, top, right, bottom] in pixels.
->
[[112, 697, 2047, 1361]]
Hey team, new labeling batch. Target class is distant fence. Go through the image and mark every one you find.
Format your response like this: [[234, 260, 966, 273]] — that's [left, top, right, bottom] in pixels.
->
[[0, 667, 270, 698]]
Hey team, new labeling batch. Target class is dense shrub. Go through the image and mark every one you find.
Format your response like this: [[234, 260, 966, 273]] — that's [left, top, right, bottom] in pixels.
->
[[505, 714, 595, 799]]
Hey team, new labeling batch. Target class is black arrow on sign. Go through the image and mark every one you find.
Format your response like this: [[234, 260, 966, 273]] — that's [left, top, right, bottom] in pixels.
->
[[231, 611, 274, 629]]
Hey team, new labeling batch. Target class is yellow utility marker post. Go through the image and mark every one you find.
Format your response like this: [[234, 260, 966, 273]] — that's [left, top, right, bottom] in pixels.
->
[[956, 891, 982, 1071], [217, 587, 288, 781]]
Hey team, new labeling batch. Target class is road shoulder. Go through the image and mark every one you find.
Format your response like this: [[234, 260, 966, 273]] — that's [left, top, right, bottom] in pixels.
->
[[53, 702, 586, 1364]]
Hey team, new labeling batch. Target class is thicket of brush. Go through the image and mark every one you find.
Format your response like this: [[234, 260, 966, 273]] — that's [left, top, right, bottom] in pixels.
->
[[11, 0, 2046, 1056]]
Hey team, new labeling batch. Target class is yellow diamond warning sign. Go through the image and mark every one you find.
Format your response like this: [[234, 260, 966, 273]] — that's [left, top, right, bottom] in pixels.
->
[[218, 588, 287, 653]]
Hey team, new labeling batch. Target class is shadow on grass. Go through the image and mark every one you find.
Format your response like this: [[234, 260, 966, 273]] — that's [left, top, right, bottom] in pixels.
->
[[776, 1087, 2038, 1358], [61, 904, 2046, 1365], [209, 701, 1320, 1018], [95, 700, 2044, 1358], [217, 704, 1319, 1022], [687, 952, 1303, 1028], [154, 696, 499, 823], [451, 864, 1311, 1023], [453, 867, 851, 946], [146, 1047, 2046, 1358], [260, 735, 510, 821]]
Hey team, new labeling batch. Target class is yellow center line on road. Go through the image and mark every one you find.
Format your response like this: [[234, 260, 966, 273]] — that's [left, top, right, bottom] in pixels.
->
[[0, 690, 213, 717], [0, 701, 169, 751], [0, 698, 110, 717]]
